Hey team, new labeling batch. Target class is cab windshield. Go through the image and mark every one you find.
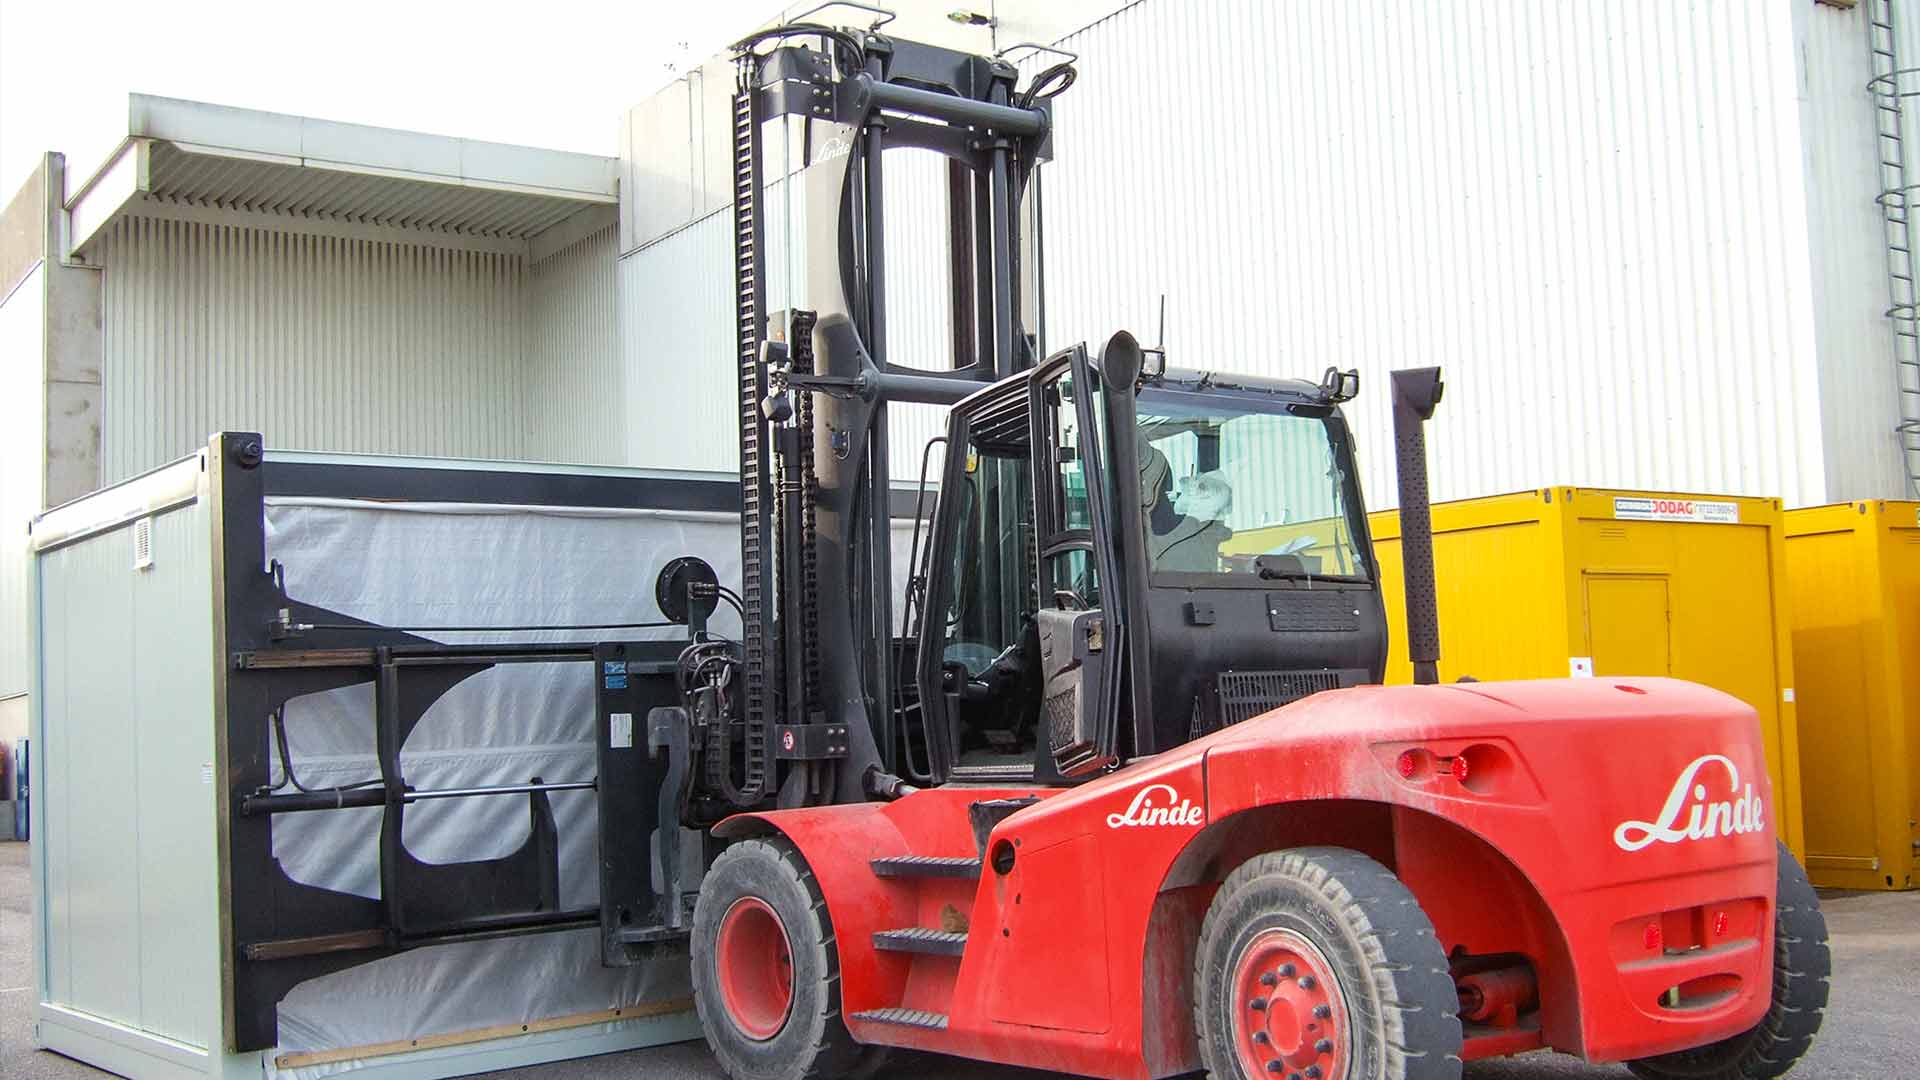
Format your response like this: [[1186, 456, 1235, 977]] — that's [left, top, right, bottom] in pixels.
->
[[1135, 387, 1369, 581]]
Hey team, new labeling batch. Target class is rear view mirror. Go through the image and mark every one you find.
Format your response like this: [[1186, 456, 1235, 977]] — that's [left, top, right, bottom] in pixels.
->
[[1319, 366, 1360, 403]]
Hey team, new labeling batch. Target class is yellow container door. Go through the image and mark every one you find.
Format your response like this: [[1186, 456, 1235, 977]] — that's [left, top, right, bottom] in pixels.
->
[[1583, 574, 1671, 677]]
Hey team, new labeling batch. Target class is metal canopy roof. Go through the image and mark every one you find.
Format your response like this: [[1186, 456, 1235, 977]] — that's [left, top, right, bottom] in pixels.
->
[[67, 95, 618, 258]]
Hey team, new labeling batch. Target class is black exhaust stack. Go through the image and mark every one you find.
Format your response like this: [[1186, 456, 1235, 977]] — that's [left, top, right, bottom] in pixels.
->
[[1390, 368, 1445, 686]]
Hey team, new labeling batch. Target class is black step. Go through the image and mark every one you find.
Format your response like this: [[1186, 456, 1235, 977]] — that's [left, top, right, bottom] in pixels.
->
[[873, 927, 967, 956], [869, 855, 981, 880], [851, 1008, 949, 1031]]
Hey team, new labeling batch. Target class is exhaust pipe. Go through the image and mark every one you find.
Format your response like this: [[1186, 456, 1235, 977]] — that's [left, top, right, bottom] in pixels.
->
[[1390, 368, 1445, 686]]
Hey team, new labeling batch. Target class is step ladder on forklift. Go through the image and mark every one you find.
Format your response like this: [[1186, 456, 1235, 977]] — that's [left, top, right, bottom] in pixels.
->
[[851, 798, 1035, 1032], [1867, 0, 1920, 497]]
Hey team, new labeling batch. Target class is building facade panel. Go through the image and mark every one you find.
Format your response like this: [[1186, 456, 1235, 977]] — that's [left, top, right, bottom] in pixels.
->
[[1801, 0, 1912, 500], [1, 263, 45, 701], [1035, 0, 1829, 508], [525, 224, 621, 465], [92, 215, 532, 480]]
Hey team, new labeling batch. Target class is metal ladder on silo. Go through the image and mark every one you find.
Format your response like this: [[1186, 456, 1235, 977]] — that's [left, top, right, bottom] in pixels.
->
[[1868, 0, 1920, 497]]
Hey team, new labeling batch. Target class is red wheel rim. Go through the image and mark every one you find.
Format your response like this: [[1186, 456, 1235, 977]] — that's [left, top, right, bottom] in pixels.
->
[[1229, 927, 1350, 1079], [715, 896, 794, 1041]]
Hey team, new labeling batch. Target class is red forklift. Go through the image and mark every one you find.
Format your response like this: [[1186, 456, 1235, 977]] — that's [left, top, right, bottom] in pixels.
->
[[201, 18, 1827, 1080], [644, 20, 1830, 1080]]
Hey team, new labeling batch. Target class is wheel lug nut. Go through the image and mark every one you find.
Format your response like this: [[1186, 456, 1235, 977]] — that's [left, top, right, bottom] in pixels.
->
[[1315, 1038, 1334, 1054], [1305, 1068, 1322, 1079], [1313, 1004, 1331, 1019], [1260, 972, 1279, 987], [1279, 963, 1296, 977], [1297, 975, 1316, 990], [1250, 998, 1268, 1011], [1264, 1061, 1282, 1073], [1253, 1031, 1270, 1045]]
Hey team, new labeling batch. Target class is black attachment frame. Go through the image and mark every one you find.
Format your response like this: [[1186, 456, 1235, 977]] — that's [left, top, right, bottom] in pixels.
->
[[211, 433, 693, 1051]]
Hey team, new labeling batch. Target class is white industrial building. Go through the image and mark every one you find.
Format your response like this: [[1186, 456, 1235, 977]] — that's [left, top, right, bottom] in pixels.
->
[[2, 0, 1918, 1071]]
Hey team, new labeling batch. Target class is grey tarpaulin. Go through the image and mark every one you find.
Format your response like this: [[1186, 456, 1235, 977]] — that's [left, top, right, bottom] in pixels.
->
[[255, 497, 921, 1076]]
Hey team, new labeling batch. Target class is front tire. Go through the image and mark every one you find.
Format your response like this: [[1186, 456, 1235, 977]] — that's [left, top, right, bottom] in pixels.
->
[[1194, 846, 1462, 1080], [1628, 842, 1829, 1080], [691, 837, 886, 1080]]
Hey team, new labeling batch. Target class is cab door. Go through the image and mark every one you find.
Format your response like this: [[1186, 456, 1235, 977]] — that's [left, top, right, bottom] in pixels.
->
[[1034, 348, 1126, 777]]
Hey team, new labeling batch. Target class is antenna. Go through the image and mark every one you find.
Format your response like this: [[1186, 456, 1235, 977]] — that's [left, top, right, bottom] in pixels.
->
[[1139, 293, 1168, 382]]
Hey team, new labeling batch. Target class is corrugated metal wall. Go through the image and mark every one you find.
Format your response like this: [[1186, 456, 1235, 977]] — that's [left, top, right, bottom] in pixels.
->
[[1037, 0, 1828, 508], [620, 210, 750, 473], [93, 216, 531, 480], [525, 225, 621, 464], [1, 263, 45, 699], [1801, 0, 1910, 502]]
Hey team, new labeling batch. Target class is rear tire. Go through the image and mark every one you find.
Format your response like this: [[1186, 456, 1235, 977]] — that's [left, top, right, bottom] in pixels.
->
[[1194, 846, 1462, 1080], [691, 837, 888, 1080], [1627, 842, 1829, 1080]]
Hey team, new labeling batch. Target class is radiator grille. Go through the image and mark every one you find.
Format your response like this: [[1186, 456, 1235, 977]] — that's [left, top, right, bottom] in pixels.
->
[[1215, 669, 1352, 726]]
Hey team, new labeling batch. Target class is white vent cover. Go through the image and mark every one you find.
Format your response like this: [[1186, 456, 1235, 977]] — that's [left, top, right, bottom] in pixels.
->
[[133, 516, 154, 571]]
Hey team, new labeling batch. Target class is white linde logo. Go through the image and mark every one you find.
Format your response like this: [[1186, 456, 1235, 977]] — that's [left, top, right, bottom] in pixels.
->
[[1613, 754, 1766, 852], [1106, 783, 1204, 829]]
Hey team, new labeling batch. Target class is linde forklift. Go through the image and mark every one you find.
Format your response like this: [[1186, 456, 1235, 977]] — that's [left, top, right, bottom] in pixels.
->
[[212, 18, 1827, 1080], [634, 20, 1831, 1080]]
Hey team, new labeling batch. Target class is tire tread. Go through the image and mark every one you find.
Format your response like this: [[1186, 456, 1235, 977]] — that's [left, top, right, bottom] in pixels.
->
[[692, 837, 888, 1080], [1193, 846, 1463, 1079]]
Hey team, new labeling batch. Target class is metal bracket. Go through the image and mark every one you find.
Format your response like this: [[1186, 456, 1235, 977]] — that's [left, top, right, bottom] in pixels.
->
[[773, 722, 850, 759]]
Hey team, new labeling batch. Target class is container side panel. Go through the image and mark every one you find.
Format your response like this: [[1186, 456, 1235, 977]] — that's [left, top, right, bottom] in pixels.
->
[[1882, 505, 1920, 879], [37, 500, 217, 1046], [42, 523, 143, 1028], [1785, 522, 1886, 886], [1372, 508, 1564, 685], [132, 506, 219, 1046]]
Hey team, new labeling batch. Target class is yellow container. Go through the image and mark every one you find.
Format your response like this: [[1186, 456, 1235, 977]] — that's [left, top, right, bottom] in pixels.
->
[[1360, 488, 1804, 858], [1783, 501, 1920, 890]]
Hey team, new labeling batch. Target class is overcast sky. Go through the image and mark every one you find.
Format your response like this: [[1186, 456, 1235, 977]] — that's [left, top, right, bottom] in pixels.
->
[[0, 0, 775, 199]]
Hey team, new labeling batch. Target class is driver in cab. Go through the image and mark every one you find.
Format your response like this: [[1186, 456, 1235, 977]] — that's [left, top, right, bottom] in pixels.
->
[[1139, 446, 1233, 573]]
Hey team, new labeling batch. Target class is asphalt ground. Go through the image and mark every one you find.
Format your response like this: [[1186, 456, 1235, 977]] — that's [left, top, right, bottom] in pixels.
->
[[3, 840, 1912, 1079]]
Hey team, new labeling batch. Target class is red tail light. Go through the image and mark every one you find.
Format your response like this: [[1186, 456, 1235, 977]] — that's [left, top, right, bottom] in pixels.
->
[[1449, 755, 1471, 783]]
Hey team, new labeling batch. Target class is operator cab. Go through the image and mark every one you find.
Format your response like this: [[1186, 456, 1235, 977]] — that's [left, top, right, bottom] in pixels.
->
[[915, 336, 1387, 783]]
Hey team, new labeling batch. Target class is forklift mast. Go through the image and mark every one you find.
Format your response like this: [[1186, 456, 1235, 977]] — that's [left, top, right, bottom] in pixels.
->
[[725, 21, 1069, 808]]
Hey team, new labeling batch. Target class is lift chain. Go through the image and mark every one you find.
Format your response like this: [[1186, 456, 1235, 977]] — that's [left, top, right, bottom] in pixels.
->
[[792, 308, 824, 717], [729, 70, 772, 805]]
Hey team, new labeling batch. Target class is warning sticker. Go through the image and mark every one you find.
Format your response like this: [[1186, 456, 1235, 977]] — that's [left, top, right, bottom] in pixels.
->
[[1612, 496, 1739, 524], [610, 712, 634, 749]]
